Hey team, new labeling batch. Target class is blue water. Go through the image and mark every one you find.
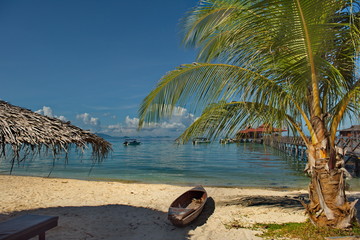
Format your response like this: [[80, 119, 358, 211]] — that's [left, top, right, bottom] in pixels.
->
[[1, 136, 359, 189]]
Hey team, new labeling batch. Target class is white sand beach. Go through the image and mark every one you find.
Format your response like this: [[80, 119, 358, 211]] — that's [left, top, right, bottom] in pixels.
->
[[1, 175, 359, 240]]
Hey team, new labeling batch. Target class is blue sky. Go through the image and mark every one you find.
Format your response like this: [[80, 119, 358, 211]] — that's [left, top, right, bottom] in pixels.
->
[[0, 0, 199, 136], [1, 0, 357, 137]]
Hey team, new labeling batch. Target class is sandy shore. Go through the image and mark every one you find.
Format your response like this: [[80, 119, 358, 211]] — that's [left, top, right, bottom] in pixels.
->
[[1, 175, 359, 240]]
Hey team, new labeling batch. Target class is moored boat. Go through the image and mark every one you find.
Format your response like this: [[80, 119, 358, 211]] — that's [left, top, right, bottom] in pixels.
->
[[123, 139, 141, 146], [219, 138, 236, 144], [168, 186, 207, 227], [192, 137, 211, 145]]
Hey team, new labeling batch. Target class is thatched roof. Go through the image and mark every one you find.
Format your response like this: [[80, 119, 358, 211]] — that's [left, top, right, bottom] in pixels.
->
[[0, 100, 112, 166]]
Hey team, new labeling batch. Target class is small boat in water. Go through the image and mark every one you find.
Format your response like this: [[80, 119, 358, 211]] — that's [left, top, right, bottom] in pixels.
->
[[168, 186, 207, 227], [219, 138, 236, 144], [192, 137, 211, 145], [123, 139, 141, 146]]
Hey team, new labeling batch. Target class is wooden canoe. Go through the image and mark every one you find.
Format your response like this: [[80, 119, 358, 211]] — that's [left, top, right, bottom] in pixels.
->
[[168, 186, 207, 227]]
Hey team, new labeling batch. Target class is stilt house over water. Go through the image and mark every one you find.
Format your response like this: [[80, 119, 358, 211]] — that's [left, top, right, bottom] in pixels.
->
[[339, 125, 360, 138], [236, 124, 286, 142]]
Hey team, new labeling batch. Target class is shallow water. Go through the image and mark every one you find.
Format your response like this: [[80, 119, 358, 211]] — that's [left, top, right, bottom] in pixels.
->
[[1, 136, 359, 189]]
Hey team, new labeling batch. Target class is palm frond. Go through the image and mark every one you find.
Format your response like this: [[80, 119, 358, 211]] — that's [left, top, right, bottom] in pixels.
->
[[138, 63, 305, 128], [175, 100, 307, 144], [139, 0, 359, 151], [329, 78, 360, 145]]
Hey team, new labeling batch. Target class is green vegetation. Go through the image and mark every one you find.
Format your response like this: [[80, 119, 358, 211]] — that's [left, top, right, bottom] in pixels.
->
[[226, 220, 360, 240], [139, 0, 360, 228]]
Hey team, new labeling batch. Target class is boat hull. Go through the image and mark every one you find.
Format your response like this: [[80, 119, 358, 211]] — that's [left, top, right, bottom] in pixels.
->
[[123, 139, 141, 146], [168, 186, 207, 227], [192, 137, 211, 145], [124, 142, 140, 146]]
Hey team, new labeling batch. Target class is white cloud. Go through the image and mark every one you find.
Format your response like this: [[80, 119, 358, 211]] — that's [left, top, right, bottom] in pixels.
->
[[76, 113, 101, 131], [57, 115, 67, 122], [99, 107, 197, 137], [36, 106, 196, 137], [173, 106, 187, 116], [125, 116, 139, 127], [35, 106, 53, 117], [36, 106, 67, 122], [171, 106, 196, 126]]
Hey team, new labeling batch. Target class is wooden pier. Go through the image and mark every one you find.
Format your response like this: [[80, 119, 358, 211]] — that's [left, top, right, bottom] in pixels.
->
[[335, 137, 360, 158], [262, 136, 360, 158], [262, 136, 308, 160], [261, 136, 360, 176]]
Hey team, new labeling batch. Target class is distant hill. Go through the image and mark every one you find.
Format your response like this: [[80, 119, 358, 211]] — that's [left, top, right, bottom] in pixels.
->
[[95, 133, 122, 140], [95, 133, 175, 140]]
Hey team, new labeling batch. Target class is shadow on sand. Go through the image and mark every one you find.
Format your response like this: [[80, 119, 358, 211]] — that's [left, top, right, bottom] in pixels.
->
[[218, 194, 305, 211], [220, 193, 360, 224], [0, 197, 215, 240]]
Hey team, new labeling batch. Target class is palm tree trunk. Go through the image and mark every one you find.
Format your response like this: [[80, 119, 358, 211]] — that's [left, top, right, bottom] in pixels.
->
[[304, 154, 358, 228], [301, 113, 358, 228]]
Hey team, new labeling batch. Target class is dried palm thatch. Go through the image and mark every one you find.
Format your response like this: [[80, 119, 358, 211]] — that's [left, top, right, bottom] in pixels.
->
[[0, 100, 112, 171]]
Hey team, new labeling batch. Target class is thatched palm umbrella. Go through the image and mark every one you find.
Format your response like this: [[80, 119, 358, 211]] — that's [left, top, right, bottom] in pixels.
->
[[0, 100, 112, 172]]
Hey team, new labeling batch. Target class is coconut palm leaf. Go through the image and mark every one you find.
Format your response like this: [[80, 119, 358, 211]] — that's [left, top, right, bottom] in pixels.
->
[[139, 62, 319, 142], [175, 100, 309, 145], [329, 79, 360, 145], [140, 0, 359, 143], [139, 0, 360, 228]]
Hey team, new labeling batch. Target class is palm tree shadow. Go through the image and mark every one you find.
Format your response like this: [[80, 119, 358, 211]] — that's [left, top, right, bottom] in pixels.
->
[[0, 204, 204, 240], [218, 195, 306, 210], [0, 198, 215, 240]]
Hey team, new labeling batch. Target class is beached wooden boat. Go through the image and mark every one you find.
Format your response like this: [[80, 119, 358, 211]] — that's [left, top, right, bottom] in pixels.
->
[[168, 186, 207, 227]]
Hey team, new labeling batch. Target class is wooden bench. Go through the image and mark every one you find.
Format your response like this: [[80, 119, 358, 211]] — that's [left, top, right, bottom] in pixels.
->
[[0, 214, 58, 240]]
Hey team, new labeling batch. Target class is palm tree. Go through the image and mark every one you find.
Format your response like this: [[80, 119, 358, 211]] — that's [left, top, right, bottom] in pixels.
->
[[139, 0, 360, 228]]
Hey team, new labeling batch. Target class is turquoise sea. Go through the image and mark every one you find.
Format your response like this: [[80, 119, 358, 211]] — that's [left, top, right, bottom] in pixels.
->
[[1, 136, 359, 189]]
